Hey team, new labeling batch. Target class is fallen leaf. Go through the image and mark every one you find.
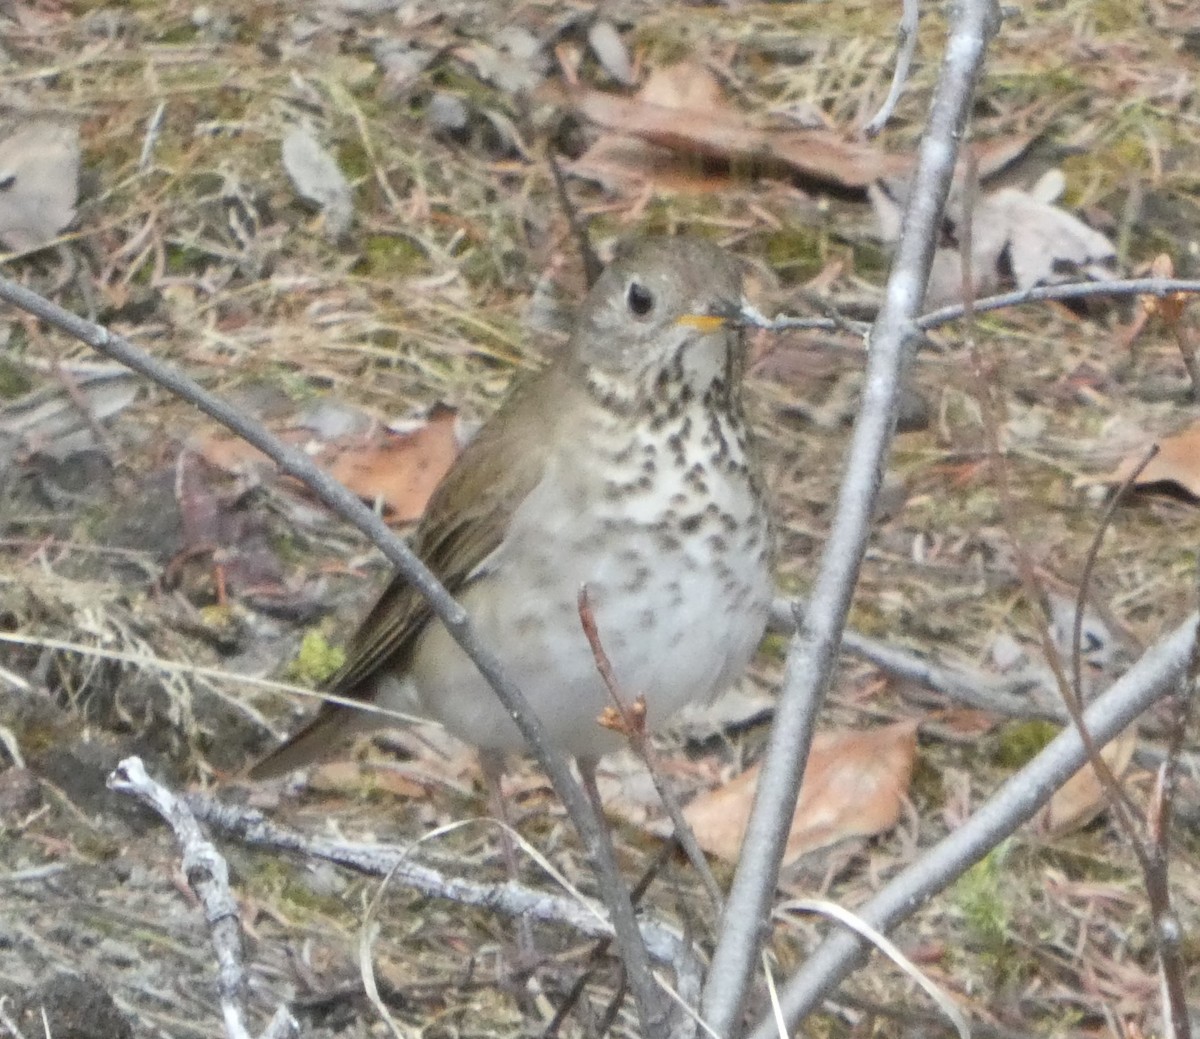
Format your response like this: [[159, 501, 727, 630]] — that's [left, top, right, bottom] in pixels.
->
[[282, 125, 353, 239], [566, 76, 908, 189], [1139, 253, 1189, 326], [196, 429, 292, 475], [1103, 421, 1200, 499], [684, 721, 918, 864], [873, 169, 1116, 310], [308, 760, 430, 799], [586, 20, 634, 86], [1037, 726, 1138, 836], [325, 405, 460, 521], [556, 62, 902, 194], [988, 185, 1117, 292], [454, 26, 548, 94], [0, 120, 80, 252], [197, 405, 461, 521]]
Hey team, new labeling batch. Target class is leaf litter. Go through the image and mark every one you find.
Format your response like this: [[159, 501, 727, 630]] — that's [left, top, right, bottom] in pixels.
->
[[1, 1, 1200, 1036]]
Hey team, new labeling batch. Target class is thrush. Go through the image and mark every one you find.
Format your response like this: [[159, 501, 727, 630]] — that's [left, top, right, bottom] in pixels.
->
[[250, 237, 773, 787]]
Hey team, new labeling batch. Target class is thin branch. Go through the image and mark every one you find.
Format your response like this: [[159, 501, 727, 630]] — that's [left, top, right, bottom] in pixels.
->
[[542, 843, 676, 1039], [739, 278, 1200, 341], [917, 277, 1200, 330], [1071, 445, 1158, 712], [863, 0, 920, 138], [184, 788, 693, 968], [547, 142, 602, 288], [1140, 573, 1200, 1039], [0, 274, 666, 1035], [700, 2, 1002, 1033], [769, 600, 1060, 722], [748, 613, 1197, 1039], [107, 757, 298, 1039], [577, 587, 724, 913]]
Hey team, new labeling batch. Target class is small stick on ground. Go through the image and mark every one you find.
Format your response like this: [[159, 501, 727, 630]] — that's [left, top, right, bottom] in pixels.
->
[[107, 756, 297, 1039]]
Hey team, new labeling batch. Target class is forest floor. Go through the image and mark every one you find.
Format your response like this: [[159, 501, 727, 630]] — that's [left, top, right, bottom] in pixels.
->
[[2, 1, 1200, 1037]]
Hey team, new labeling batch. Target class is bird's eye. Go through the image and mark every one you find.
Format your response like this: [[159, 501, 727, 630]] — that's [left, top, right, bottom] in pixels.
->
[[626, 280, 655, 317]]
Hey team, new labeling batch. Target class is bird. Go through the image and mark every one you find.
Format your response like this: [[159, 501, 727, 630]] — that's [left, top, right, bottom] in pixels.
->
[[249, 236, 774, 801]]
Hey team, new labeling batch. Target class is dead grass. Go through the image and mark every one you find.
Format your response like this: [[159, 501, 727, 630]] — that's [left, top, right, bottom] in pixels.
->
[[2, 0, 1200, 1036]]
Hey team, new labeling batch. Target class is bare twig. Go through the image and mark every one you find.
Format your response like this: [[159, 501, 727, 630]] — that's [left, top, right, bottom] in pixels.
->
[[954, 142, 1189, 1039], [542, 842, 675, 1039], [1139, 574, 1200, 1039], [138, 101, 167, 172], [547, 143, 602, 288], [1071, 445, 1159, 711], [0, 274, 666, 1035], [106, 757, 298, 1039], [863, 0, 920, 137], [770, 599, 1060, 722], [748, 614, 1197, 1039], [577, 587, 724, 912], [0, 996, 29, 1039], [184, 789, 693, 968], [916, 277, 1200, 330], [701, 2, 1002, 1033]]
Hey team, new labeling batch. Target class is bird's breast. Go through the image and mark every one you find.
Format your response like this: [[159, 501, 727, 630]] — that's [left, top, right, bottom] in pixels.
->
[[409, 395, 772, 756]]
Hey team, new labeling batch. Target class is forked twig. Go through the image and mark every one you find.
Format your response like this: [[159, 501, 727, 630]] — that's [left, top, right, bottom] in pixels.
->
[[107, 757, 298, 1039]]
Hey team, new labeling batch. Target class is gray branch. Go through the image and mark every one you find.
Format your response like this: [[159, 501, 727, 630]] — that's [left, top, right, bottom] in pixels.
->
[[747, 613, 1197, 1039], [184, 790, 696, 970], [700, 1, 1003, 1033], [107, 757, 298, 1039]]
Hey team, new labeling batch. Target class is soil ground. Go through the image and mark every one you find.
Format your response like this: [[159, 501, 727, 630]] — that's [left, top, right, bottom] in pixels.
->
[[2, 2, 1200, 1037]]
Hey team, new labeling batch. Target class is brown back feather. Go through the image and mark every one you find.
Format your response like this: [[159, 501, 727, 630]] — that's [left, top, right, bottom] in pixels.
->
[[247, 359, 575, 778]]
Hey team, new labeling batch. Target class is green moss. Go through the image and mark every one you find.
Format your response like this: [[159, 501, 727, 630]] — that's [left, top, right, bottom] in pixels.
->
[[164, 242, 211, 276], [287, 630, 345, 686], [993, 719, 1059, 769], [0, 357, 32, 399], [854, 238, 892, 280], [354, 234, 429, 279], [758, 631, 788, 661], [1087, 0, 1146, 32], [336, 139, 372, 182], [952, 842, 1013, 955], [763, 226, 828, 284], [250, 857, 351, 916], [152, 21, 200, 44], [73, 831, 123, 860]]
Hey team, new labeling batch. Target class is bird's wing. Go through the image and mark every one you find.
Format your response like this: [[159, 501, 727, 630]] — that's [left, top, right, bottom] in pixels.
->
[[247, 361, 568, 778]]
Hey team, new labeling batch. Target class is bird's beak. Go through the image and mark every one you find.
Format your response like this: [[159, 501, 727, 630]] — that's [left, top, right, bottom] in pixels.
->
[[676, 313, 728, 333], [676, 298, 742, 333]]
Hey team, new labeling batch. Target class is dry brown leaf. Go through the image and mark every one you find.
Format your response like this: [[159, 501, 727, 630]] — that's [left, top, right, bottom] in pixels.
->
[[569, 83, 907, 189], [195, 430, 281, 473], [1140, 253, 1188, 326], [196, 406, 460, 521], [1037, 726, 1138, 836], [683, 721, 918, 864], [874, 169, 1116, 310], [561, 61, 908, 194], [567, 62, 738, 195], [308, 760, 429, 799], [324, 406, 459, 522], [1104, 421, 1200, 499]]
